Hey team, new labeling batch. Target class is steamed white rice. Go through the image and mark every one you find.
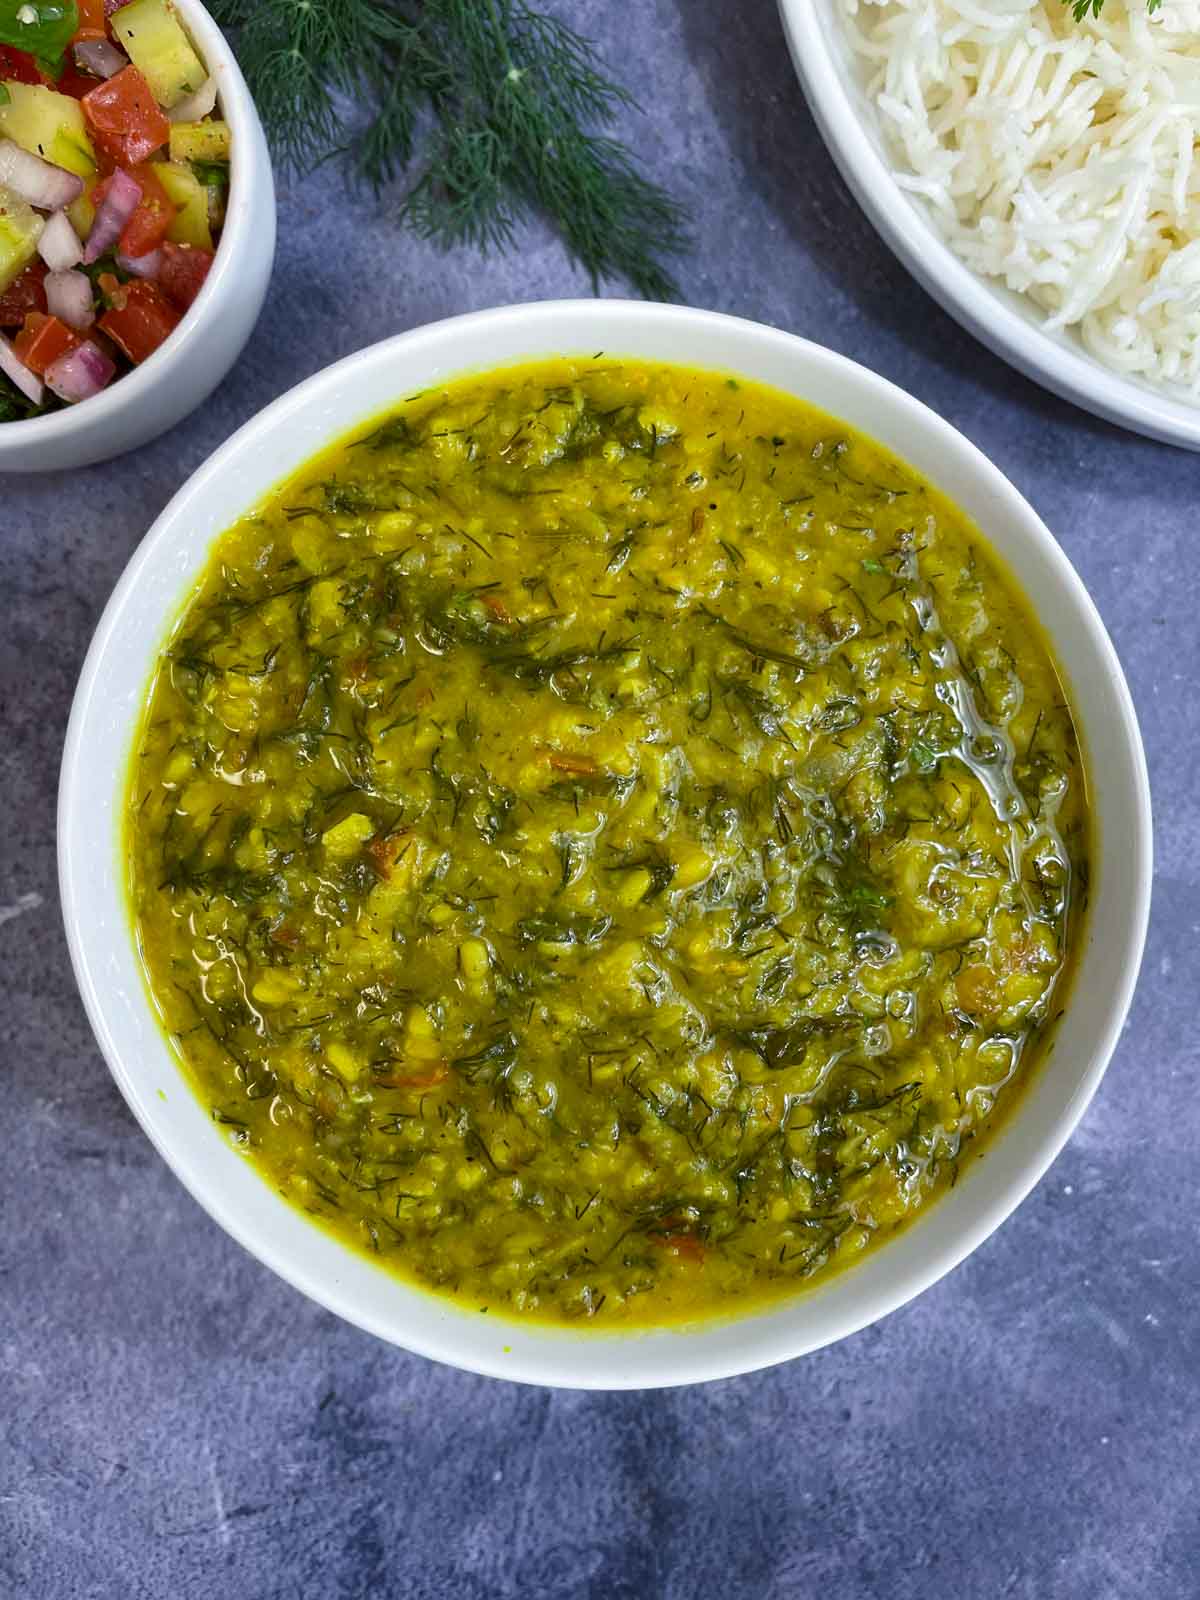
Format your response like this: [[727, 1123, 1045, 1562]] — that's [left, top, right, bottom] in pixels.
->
[[839, 0, 1200, 395]]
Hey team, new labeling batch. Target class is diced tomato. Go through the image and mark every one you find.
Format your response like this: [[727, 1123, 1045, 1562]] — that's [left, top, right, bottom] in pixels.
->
[[651, 1215, 707, 1264], [98, 278, 179, 363], [55, 63, 109, 99], [0, 44, 43, 85], [72, 0, 108, 39], [14, 313, 80, 377], [546, 751, 598, 775], [374, 1063, 449, 1092], [117, 164, 176, 257], [82, 66, 169, 167], [0, 261, 48, 328], [366, 831, 413, 880]]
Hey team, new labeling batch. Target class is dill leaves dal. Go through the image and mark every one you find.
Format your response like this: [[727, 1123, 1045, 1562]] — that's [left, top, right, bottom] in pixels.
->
[[126, 358, 1088, 1327]]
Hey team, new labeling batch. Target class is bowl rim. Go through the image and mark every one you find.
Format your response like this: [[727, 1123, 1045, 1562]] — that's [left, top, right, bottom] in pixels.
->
[[776, 0, 1200, 452], [58, 298, 1154, 1387], [0, 0, 257, 451]]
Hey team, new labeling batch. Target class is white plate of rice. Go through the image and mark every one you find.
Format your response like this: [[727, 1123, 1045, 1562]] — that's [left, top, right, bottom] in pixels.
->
[[778, 0, 1200, 448]]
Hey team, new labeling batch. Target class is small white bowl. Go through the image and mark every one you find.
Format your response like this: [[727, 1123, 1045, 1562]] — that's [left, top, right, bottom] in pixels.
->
[[778, 0, 1200, 452], [0, 0, 274, 473], [59, 301, 1152, 1388]]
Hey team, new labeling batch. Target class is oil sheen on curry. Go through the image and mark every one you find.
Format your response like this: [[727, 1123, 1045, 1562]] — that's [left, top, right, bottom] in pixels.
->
[[127, 359, 1088, 1328]]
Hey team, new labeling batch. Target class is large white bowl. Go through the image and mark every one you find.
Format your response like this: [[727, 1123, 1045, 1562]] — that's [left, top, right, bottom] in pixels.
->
[[778, 0, 1200, 452], [0, 0, 274, 473], [59, 301, 1152, 1388]]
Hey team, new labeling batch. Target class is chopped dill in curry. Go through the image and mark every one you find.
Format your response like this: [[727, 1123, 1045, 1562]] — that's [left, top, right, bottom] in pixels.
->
[[126, 359, 1089, 1327]]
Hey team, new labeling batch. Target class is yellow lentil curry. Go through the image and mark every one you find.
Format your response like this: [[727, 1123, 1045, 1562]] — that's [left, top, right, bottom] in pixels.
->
[[127, 358, 1088, 1327]]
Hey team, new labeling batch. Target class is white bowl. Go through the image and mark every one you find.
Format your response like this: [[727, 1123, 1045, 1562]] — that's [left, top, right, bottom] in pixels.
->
[[59, 300, 1152, 1388], [0, 0, 274, 473], [778, 0, 1200, 452]]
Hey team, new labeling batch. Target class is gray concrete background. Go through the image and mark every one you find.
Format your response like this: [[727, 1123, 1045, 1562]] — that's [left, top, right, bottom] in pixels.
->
[[3, 2, 1197, 1596]]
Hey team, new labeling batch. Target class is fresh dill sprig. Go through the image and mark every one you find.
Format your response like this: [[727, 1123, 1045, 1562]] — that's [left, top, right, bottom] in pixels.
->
[[207, 0, 689, 298], [1065, 0, 1162, 20]]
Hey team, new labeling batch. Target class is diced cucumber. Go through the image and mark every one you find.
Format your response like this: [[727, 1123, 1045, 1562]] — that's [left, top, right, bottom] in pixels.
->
[[168, 120, 230, 164], [152, 160, 212, 249], [67, 173, 103, 241], [112, 0, 206, 111], [193, 160, 227, 231], [0, 184, 44, 293], [0, 83, 97, 177]]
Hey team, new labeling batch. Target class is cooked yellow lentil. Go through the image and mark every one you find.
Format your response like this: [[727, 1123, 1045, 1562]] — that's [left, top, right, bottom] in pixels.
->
[[127, 358, 1088, 1327]]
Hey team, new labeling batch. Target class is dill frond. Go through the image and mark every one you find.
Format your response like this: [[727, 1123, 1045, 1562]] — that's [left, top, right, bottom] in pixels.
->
[[209, 0, 413, 173], [1065, 0, 1162, 19], [208, 0, 689, 298]]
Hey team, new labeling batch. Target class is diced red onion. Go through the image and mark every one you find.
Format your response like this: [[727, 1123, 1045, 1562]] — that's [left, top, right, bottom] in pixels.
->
[[44, 340, 115, 404], [74, 37, 128, 79], [83, 168, 142, 265], [0, 138, 84, 212], [116, 247, 163, 279], [38, 209, 83, 272], [45, 268, 95, 331], [0, 331, 45, 406], [167, 76, 218, 123]]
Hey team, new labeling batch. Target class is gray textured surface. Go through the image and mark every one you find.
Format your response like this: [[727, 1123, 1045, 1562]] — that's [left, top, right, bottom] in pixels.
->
[[2, 2, 1197, 1596]]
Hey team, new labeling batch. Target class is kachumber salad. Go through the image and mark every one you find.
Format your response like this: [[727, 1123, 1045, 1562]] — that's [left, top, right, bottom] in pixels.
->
[[0, 0, 227, 419], [126, 358, 1089, 1328]]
